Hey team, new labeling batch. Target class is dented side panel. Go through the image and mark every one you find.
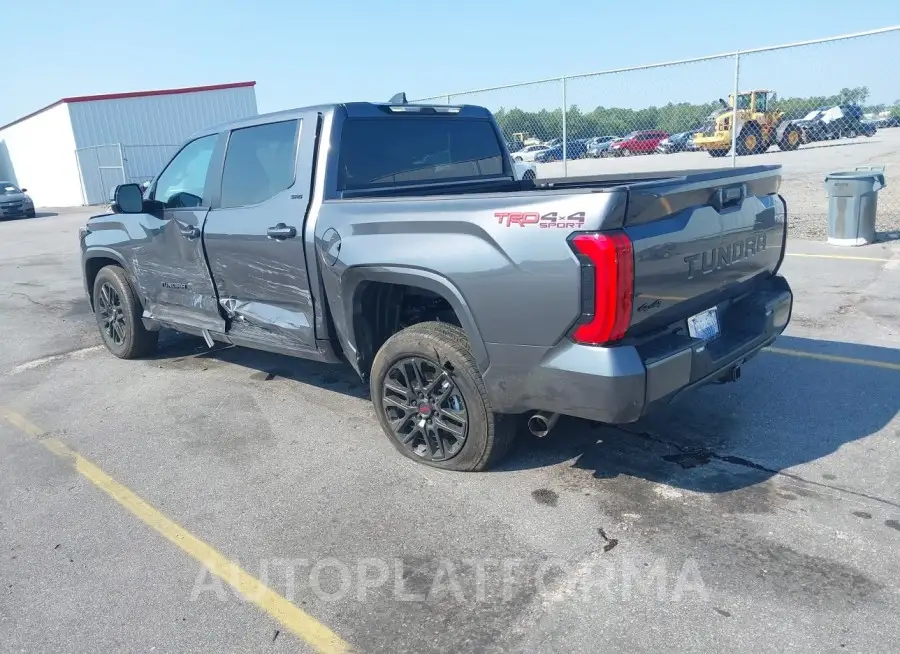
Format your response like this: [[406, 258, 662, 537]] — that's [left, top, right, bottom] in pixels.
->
[[201, 114, 318, 352], [83, 209, 225, 333]]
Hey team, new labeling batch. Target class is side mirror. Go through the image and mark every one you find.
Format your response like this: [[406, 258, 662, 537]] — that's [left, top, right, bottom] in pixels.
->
[[20, 188, 27, 193], [112, 183, 144, 214]]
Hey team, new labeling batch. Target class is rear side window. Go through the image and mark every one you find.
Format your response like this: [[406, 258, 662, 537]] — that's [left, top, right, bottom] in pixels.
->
[[220, 119, 299, 208], [337, 118, 505, 191]]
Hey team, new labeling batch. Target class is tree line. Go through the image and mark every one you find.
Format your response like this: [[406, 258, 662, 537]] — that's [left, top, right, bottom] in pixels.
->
[[494, 86, 899, 146]]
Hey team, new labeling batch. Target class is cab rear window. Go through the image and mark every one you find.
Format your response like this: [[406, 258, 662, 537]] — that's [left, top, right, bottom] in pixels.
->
[[337, 118, 506, 191]]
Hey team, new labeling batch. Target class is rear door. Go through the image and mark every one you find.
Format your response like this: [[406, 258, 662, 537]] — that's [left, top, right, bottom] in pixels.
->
[[133, 133, 226, 333], [201, 114, 319, 353]]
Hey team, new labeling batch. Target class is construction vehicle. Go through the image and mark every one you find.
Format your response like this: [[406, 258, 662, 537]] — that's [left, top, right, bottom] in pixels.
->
[[693, 90, 803, 158], [511, 132, 542, 147]]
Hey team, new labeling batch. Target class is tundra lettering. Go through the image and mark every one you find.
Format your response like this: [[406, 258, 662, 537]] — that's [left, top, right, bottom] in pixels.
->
[[683, 233, 768, 280], [80, 96, 792, 472]]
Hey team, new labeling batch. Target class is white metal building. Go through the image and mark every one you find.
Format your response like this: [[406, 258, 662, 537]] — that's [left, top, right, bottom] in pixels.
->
[[0, 81, 258, 207]]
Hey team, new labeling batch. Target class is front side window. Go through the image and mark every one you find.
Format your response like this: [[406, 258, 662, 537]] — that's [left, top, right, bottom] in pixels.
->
[[219, 120, 299, 209], [153, 135, 217, 209], [338, 118, 505, 191]]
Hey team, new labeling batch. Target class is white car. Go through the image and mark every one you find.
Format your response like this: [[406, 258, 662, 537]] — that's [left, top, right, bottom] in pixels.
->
[[510, 144, 549, 162], [513, 161, 537, 181]]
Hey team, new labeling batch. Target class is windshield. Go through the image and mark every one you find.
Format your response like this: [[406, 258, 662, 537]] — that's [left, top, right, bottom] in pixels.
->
[[802, 110, 822, 120], [0, 183, 22, 195]]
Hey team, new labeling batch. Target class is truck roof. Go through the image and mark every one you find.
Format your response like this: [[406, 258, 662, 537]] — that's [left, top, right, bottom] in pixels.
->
[[191, 101, 494, 140]]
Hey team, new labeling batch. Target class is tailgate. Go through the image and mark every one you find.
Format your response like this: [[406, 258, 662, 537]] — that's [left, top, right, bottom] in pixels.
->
[[621, 166, 786, 336]]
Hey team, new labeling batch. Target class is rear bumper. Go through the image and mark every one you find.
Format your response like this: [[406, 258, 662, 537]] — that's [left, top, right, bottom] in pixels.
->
[[482, 275, 793, 424]]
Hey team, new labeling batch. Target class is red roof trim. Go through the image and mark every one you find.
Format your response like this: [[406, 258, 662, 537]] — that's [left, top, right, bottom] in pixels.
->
[[0, 81, 256, 131], [61, 81, 256, 104]]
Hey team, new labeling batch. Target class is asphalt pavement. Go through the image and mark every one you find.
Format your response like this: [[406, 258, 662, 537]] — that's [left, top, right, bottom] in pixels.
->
[[1, 209, 899, 653]]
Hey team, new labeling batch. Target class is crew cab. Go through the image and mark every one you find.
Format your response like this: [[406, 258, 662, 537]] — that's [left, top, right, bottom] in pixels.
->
[[79, 95, 793, 472]]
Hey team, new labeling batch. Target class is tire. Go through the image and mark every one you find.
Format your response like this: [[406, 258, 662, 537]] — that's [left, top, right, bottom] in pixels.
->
[[778, 125, 802, 151], [522, 169, 536, 181], [709, 149, 729, 158], [370, 321, 517, 472], [736, 124, 763, 156], [92, 265, 159, 359], [620, 148, 632, 157], [25, 209, 36, 218]]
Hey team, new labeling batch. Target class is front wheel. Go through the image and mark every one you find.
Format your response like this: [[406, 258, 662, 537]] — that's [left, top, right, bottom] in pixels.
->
[[522, 169, 536, 180], [370, 322, 517, 472], [708, 149, 730, 158], [778, 125, 802, 151], [92, 265, 159, 359]]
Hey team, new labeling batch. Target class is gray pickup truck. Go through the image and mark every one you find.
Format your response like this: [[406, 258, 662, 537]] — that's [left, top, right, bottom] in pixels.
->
[[79, 96, 792, 471]]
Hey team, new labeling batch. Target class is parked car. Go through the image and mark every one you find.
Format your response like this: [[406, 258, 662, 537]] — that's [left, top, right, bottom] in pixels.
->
[[80, 96, 793, 472], [0, 182, 36, 219], [657, 128, 702, 154], [510, 144, 549, 162], [534, 139, 589, 162], [586, 136, 619, 158], [609, 130, 669, 156], [513, 161, 537, 180], [792, 104, 875, 142]]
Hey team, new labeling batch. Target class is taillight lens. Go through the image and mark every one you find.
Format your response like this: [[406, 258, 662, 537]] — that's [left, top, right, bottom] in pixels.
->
[[568, 231, 634, 345]]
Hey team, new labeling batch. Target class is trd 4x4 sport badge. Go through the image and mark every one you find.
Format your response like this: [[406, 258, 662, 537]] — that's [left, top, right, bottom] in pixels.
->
[[495, 211, 586, 228]]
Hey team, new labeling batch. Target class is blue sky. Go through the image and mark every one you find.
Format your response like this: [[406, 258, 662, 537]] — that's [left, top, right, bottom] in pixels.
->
[[4, 0, 899, 125]]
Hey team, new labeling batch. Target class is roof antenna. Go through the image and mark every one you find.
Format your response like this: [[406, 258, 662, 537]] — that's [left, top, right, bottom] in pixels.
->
[[389, 92, 408, 105]]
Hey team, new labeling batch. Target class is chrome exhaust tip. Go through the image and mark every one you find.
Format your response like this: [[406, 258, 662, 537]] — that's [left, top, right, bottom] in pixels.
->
[[527, 411, 560, 438]]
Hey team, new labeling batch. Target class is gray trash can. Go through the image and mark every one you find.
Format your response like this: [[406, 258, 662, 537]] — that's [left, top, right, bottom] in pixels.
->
[[824, 167, 886, 246]]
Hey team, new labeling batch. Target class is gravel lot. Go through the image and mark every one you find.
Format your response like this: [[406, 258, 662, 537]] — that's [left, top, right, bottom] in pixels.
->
[[1, 209, 899, 653], [536, 127, 900, 242]]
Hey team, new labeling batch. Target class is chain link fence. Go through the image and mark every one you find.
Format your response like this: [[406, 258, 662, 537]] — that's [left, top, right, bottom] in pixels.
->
[[76, 143, 179, 205], [416, 26, 900, 242]]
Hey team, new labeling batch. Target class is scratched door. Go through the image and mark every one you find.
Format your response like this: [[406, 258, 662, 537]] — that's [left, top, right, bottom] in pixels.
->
[[202, 115, 318, 353]]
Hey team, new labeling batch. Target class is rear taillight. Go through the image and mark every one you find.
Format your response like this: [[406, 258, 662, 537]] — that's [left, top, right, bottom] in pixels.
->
[[568, 231, 634, 345]]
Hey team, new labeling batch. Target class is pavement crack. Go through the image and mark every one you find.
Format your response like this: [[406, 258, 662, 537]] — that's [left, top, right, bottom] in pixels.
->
[[619, 427, 900, 510], [8, 291, 47, 308]]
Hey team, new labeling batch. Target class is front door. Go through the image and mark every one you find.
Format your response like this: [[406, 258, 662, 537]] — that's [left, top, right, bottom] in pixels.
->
[[133, 133, 226, 333], [201, 116, 317, 353]]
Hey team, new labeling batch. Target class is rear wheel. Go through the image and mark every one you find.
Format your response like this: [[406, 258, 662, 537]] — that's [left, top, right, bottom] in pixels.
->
[[522, 169, 536, 180], [92, 265, 159, 359], [370, 322, 517, 472], [708, 149, 730, 158]]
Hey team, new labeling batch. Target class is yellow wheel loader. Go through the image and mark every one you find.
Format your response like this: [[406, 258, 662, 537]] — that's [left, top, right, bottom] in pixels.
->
[[693, 90, 803, 158]]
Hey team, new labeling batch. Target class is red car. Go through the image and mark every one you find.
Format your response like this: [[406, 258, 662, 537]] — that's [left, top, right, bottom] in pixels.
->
[[609, 130, 669, 156]]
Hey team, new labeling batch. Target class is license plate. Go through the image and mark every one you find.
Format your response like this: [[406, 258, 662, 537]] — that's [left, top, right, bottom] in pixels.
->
[[687, 307, 720, 341]]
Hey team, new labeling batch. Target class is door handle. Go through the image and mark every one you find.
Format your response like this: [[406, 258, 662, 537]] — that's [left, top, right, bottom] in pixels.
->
[[179, 225, 200, 239], [267, 223, 297, 240]]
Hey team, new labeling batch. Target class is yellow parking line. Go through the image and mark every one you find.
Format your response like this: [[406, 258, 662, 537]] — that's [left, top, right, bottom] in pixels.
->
[[785, 252, 892, 262], [766, 346, 900, 371], [0, 407, 354, 654]]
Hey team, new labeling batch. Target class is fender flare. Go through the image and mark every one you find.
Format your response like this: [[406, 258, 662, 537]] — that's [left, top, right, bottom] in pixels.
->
[[340, 265, 489, 374], [82, 248, 131, 308]]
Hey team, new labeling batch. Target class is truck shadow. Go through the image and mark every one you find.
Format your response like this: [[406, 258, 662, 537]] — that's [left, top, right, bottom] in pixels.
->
[[150, 330, 371, 400], [497, 335, 899, 494]]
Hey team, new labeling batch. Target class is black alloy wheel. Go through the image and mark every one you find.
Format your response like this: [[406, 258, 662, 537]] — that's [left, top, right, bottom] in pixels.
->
[[97, 281, 127, 346], [381, 355, 468, 462]]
